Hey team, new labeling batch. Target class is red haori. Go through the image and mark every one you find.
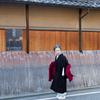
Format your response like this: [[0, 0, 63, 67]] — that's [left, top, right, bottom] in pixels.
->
[[48, 61, 74, 82]]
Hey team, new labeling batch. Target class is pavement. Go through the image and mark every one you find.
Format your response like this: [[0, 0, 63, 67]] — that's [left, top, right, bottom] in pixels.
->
[[1, 85, 100, 100]]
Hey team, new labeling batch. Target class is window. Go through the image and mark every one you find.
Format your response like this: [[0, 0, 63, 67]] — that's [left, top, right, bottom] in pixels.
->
[[6, 29, 22, 51]]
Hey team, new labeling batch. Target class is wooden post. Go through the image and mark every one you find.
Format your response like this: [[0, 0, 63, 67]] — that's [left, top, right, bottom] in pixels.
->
[[79, 9, 82, 53], [26, 4, 29, 54]]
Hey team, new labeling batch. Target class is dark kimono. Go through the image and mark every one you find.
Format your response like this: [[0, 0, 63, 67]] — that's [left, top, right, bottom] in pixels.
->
[[50, 53, 69, 93]]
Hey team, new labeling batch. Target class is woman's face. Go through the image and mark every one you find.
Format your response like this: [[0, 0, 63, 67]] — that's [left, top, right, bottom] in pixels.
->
[[55, 48, 61, 56]]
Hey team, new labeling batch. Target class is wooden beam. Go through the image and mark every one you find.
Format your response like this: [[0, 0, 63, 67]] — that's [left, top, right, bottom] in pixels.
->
[[26, 4, 29, 54], [79, 9, 83, 53]]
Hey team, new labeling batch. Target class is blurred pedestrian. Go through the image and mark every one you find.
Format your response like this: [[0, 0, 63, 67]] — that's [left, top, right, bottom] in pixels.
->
[[50, 45, 69, 99]]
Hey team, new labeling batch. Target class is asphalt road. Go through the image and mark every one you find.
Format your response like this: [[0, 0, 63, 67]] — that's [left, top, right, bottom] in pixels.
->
[[8, 87, 100, 100]]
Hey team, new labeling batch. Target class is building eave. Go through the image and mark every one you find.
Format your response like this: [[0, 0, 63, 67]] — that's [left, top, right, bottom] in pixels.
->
[[0, 0, 100, 9]]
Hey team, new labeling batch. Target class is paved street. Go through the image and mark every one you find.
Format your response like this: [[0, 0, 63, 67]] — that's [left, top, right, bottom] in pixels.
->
[[7, 87, 100, 100]]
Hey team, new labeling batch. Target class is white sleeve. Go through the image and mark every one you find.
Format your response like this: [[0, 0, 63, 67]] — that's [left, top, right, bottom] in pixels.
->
[[62, 67, 64, 76]]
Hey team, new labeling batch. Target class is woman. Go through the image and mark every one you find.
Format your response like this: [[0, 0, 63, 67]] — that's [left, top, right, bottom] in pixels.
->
[[50, 45, 69, 99]]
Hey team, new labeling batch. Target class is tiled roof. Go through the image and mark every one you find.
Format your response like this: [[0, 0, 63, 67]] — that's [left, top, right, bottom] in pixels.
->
[[0, 0, 100, 8]]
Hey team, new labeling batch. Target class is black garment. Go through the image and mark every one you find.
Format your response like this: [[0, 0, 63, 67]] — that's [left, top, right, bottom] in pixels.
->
[[50, 54, 69, 93]]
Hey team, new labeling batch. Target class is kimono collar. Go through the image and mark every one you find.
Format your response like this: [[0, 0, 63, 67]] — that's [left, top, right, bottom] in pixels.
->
[[56, 53, 63, 60]]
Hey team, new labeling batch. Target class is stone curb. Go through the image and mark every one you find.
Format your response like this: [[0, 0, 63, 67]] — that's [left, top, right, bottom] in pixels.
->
[[0, 85, 100, 100]]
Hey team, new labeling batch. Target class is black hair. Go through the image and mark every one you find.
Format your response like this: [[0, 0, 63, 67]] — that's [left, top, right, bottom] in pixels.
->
[[54, 45, 61, 51]]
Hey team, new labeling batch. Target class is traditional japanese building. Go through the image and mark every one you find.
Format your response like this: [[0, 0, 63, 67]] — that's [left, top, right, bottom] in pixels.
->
[[0, 0, 100, 98]]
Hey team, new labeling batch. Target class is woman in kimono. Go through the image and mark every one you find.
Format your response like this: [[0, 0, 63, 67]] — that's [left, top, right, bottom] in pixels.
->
[[50, 45, 69, 99]]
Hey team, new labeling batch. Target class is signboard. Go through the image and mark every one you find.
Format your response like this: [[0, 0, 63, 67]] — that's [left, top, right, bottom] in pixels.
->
[[6, 29, 22, 51]]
